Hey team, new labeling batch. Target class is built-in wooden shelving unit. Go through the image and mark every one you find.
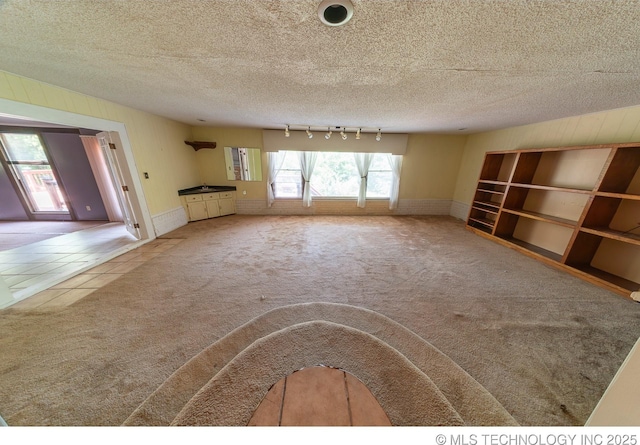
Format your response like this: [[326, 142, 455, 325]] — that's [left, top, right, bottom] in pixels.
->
[[466, 143, 640, 299]]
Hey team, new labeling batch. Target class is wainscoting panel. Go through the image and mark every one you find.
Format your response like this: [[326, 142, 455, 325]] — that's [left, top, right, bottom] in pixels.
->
[[449, 200, 470, 221], [236, 199, 453, 216], [151, 207, 188, 237]]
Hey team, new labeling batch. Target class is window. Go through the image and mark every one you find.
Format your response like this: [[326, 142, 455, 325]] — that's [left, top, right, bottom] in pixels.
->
[[273, 151, 393, 199], [0, 133, 69, 214], [274, 151, 303, 198]]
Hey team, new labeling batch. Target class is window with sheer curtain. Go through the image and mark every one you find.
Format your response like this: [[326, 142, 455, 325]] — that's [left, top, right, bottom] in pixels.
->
[[273, 151, 395, 200]]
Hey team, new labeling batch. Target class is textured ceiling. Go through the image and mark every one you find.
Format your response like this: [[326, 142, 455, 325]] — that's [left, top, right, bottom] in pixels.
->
[[1, 0, 640, 134]]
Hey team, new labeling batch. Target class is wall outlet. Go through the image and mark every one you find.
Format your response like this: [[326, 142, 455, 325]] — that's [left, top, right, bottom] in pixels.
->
[[86, 205, 91, 211], [242, 190, 247, 195]]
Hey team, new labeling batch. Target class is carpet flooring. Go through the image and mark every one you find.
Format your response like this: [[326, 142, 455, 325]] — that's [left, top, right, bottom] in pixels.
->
[[125, 302, 517, 426], [0, 215, 639, 426]]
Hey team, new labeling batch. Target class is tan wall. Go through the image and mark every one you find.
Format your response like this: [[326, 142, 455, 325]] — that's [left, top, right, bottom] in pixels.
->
[[191, 127, 468, 202], [190, 127, 266, 201], [453, 105, 640, 205], [400, 133, 467, 199], [0, 70, 199, 216]]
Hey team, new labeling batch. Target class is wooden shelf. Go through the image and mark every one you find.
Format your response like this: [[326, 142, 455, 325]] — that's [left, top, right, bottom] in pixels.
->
[[467, 142, 640, 299], [497, 236, 563, 262], [468, 216, 495, 228], [595, 191, 640, 201], [477, 187, 505, 195], [501, 208, 577, 228], [571, 265, 640, 293], [184, 140, 217, 151], [509, 182, 593, 194], [478, 180, 508, 186], [472, 201, 500, 213], [580, 227, 640, 246]]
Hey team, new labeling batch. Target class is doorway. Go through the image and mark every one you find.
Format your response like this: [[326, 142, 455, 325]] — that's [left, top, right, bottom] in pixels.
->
[[0, 98, 153, 307]]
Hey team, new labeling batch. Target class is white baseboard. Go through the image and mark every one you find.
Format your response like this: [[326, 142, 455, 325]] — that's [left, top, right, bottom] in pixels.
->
[[151, 206, 188, 237]]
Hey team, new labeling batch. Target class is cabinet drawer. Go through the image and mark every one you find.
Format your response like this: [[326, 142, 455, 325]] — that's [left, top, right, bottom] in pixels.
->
[[184, 194, 203, 203], [219, 191, 234, 199], [201, 192, 220, 200]]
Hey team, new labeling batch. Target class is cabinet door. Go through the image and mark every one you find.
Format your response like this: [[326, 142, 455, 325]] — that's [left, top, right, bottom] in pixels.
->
[[206, 199, 221, 218], [187, 201, 208, 221], [219, 198, 235, 216]]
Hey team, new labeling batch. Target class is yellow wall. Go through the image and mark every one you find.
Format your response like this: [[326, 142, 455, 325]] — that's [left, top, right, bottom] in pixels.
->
[[400, 133, 467, 199], [0, 70, 200, 216], [190, 127, 266, 200], [453, 105, 640, 205], [191, 127, 468, 201]]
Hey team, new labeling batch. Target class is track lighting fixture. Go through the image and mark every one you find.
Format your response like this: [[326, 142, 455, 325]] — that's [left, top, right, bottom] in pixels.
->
[[282, 125, 382, 141]]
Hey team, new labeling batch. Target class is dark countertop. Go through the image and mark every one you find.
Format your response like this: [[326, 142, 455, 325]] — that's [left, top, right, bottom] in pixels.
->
[[178, 185, 237, 196]]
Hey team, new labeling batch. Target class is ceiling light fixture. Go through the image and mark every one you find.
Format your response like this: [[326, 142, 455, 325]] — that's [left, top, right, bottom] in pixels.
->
[[376, 129, 382, 142], [356, 128, 361, 140], [306, 127, 313, 139], [325, 127, 332, 140], [341, 128, 347, 140], [318, 0, 354, 27], [285, 125, 290, 137]]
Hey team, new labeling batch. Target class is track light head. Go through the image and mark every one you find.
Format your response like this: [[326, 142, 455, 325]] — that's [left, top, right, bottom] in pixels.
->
[[325, 127, 332, 140], [306, 127, 313, 139], [356, 128, 361, 140], [375, 129, 381, 142], [285, 125, 290, 138], [340, 128, 347, 140]]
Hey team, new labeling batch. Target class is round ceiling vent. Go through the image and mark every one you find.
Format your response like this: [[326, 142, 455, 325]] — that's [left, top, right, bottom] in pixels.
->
[[318, 0, 354, 27]]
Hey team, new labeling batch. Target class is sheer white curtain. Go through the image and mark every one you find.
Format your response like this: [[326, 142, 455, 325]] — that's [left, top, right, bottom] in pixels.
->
[[299, 151, 318, 207], [387, 154, 403, 210], [266, 151, 285, 207], [354, 152, 374, 208], [79, 135, 123, 221]]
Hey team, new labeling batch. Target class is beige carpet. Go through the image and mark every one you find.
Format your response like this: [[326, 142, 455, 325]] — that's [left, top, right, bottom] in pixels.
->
[[125, 302, 517, 426], [0, 215, 639, 426]]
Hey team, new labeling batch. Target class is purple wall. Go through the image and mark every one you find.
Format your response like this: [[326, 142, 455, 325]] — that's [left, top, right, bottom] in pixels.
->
[[0, 161, 29, 220], [41, 132, 108, 221]]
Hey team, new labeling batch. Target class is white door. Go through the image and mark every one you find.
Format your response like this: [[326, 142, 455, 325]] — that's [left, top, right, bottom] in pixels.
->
[[96, 131, 141, 239]]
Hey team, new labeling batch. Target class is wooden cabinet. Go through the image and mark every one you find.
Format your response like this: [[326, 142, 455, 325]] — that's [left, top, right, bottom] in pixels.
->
[[181, 191, 236, 222], [467, 143, 640, 299], [218, 191, 236, 216]]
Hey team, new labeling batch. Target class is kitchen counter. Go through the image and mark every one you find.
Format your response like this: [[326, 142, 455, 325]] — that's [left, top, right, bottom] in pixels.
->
[[178, 185, 237, 196]]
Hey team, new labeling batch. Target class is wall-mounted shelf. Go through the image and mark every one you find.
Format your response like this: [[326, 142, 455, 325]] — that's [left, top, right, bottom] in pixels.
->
[[466, 143, 640, 299], [184, 141, 217, 151]]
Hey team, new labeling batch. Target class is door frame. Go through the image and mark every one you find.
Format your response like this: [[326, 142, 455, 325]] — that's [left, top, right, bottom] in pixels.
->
[[0, 98, 153, 240]]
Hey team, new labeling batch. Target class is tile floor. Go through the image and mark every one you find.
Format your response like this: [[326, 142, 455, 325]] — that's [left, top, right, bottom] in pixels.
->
[[0, 223, 181, 309]]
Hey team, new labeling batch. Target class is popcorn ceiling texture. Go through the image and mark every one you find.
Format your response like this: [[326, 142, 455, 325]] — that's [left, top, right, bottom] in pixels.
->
[[1, 0, 640, 133]]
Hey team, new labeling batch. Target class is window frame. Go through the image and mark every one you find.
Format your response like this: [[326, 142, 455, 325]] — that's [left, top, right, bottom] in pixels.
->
[[0, 130, 71, 216], [272, 150, 393, 200]]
